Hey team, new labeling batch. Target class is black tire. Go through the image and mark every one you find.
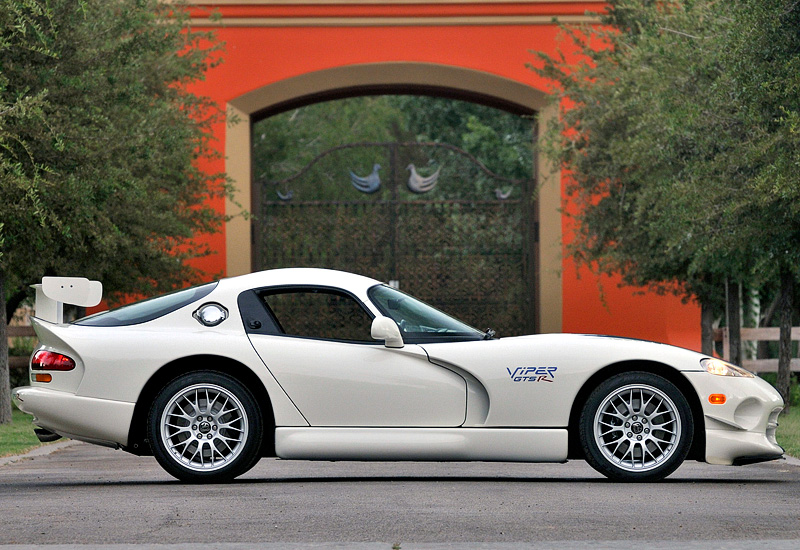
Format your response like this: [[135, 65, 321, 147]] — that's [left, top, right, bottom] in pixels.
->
[[579, 371, 693, 482], [148, 371, 263, 483]]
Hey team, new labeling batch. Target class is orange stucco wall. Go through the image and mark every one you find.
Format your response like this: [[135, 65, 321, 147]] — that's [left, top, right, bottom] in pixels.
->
[[560, 205, 700, 350], [185, 1, 700, 350]]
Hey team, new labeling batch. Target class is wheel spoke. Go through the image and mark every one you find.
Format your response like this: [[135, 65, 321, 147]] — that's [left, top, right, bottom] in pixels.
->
[[188, 390, 201, 416], [650, 434, 675, 445], [641, 443, 656, 465], [651, 418, 676, 429], [168, 437, 191, 453], [608, 399, 626, 418], [164, 422, 190, 433], [174, 400, 192, 418], [648, 400, 667, 418], [599, 426, 621, 437], [217, 437, 235, 454], [623, 389, 635, 416], [641, 392, 656, 414], [218, 417, 244, 431], [208, 391, 222, 414], [605, 437, 626, 457]]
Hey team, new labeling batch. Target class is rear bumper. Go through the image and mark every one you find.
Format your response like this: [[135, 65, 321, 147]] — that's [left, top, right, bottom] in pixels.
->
[[12, 386, 134, 448]]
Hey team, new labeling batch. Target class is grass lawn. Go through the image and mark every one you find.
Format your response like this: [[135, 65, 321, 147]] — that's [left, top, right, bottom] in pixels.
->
[[0, 406, 45, 458], [777, 406, 800, 458]]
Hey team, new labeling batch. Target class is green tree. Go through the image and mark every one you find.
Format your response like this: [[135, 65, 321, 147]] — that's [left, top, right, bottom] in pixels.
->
[[535, 0, 734, 349], [253, 95, 533, 198], [710, 0, 800, 406], [253, 96, 410, 201], [0, 0, 228, 423], [533, 0, 800, 405], [0, 0, 59, 425], [396, 96, 533, 181]]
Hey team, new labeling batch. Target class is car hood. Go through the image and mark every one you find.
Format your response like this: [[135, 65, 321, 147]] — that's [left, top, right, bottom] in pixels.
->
[[420, 332, 707, 375]]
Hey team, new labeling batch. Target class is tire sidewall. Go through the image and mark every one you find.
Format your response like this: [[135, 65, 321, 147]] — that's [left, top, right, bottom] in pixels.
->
[[580, 371, 693, 482], [148, 371, 263, 483]]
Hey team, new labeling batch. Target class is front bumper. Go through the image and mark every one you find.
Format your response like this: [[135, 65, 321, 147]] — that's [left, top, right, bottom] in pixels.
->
[[12, 386, 135, 448], [683, 372, 784, 465]]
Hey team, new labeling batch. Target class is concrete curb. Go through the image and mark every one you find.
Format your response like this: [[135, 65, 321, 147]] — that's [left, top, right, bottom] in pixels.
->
[[0, 439, 81, 467], [782, 453, 800, 466]]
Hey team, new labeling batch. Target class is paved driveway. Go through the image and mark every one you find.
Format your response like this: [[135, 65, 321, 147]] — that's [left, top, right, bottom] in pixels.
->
[[1, 442, 799, 548]]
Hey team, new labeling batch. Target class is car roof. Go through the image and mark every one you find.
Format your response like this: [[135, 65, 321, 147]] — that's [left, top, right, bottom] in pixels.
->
[[219, 268, 384, 294]]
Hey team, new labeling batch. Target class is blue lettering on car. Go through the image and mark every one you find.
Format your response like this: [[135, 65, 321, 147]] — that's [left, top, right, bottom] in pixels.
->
[[506, 366, 557, 383]]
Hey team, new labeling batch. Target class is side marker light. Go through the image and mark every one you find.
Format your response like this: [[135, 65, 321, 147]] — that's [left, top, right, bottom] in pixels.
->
[[709, 394, 727, 405], [33, 373, 52, 383]]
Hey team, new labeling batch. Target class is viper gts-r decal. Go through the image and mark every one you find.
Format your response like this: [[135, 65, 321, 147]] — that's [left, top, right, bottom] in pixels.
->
[[507, 366, 557, 382]]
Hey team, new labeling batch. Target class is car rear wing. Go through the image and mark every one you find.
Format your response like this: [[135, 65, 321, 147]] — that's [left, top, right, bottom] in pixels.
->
[[33, 277, 103, 324]]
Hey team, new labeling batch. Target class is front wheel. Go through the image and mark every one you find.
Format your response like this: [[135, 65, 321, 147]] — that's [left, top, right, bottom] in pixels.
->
[[579, 372, 693, 482], [148, 371, 263, 483]]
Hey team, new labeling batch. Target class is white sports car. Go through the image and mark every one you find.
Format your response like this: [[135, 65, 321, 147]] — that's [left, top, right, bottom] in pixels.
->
[[13, 268, 784, 482]]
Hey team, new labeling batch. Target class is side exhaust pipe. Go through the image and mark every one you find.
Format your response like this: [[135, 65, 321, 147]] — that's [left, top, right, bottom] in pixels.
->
[[34, 428, 62, 443]]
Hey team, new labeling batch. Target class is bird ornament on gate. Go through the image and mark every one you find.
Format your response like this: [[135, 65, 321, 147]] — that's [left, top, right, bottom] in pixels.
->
[[349, 163, 382, 194], [406, 164, 441, 194]]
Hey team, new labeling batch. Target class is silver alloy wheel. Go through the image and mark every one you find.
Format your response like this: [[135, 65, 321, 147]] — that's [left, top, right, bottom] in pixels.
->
[[593, 383, 681, 472], [159, 383, 249, 472]]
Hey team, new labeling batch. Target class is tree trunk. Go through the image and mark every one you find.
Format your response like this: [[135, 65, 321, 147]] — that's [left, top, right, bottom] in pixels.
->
[[777, 266, 794, 412], [701, 298, 714, 356], [0, 269, 12, 424], [5, 285, 28, 326], [726, 280, 742, 366]]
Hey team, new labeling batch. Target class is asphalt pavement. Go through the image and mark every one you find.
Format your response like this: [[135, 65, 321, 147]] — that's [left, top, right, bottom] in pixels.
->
[[1, 441, 799, 549]]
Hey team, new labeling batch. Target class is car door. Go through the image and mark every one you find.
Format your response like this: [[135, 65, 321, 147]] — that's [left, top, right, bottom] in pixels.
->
[[240, 287, 467, 427]]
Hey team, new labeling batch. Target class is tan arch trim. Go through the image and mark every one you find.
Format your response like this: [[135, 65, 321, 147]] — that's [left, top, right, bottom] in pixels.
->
[[225, 62, 561, 332], [229, 62, 547, 116]]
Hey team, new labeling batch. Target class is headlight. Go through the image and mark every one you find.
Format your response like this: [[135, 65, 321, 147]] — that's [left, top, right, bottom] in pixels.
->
[[700, 358, 754, 378]]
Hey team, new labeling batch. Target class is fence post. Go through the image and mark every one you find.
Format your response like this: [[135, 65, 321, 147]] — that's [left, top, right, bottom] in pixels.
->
[[722, 327, 730, 362]]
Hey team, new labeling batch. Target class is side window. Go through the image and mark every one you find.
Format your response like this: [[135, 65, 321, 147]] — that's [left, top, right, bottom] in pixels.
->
[[260, 289, 374, 342]]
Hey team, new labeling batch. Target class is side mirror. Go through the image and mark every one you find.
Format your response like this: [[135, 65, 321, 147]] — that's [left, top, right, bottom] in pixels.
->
[[371, 316, 404, 349]]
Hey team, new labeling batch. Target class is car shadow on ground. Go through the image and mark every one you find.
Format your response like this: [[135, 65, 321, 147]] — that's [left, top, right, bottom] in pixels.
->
[[1, 474, 789, 490]]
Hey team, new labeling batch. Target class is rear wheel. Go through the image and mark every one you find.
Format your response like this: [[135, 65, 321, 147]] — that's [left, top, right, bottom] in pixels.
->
[[579, 372, 693, 482], [148, 371, 263, 483]]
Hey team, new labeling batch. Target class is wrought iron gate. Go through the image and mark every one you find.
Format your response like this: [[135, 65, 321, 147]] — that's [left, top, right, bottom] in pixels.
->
[[254, 142, 537, 336]]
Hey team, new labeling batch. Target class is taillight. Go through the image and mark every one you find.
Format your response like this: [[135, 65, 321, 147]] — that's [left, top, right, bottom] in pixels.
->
[[31, 350, 76, 371]]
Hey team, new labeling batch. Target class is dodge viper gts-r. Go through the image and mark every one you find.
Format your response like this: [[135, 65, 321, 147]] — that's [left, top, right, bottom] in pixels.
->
[[13, 268, 784, 482]]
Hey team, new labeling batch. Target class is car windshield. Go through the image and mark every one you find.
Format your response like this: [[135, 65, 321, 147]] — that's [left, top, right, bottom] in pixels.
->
[[74, 282, 218, 327], [368, 284, 485, 342]]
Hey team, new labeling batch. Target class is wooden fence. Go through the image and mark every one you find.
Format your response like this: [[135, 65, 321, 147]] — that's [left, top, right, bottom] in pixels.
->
[[713, 326, 800, 373]]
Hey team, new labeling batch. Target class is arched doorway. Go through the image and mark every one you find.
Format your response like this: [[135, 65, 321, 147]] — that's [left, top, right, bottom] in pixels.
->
[[224, 62, 563, 334]]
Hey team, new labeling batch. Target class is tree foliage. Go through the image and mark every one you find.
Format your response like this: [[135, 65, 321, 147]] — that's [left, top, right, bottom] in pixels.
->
[[533, 0, 800, 404], [253, 95, 533, 193], [535, 1, 728, 300], [0, 0, 228, 423]]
